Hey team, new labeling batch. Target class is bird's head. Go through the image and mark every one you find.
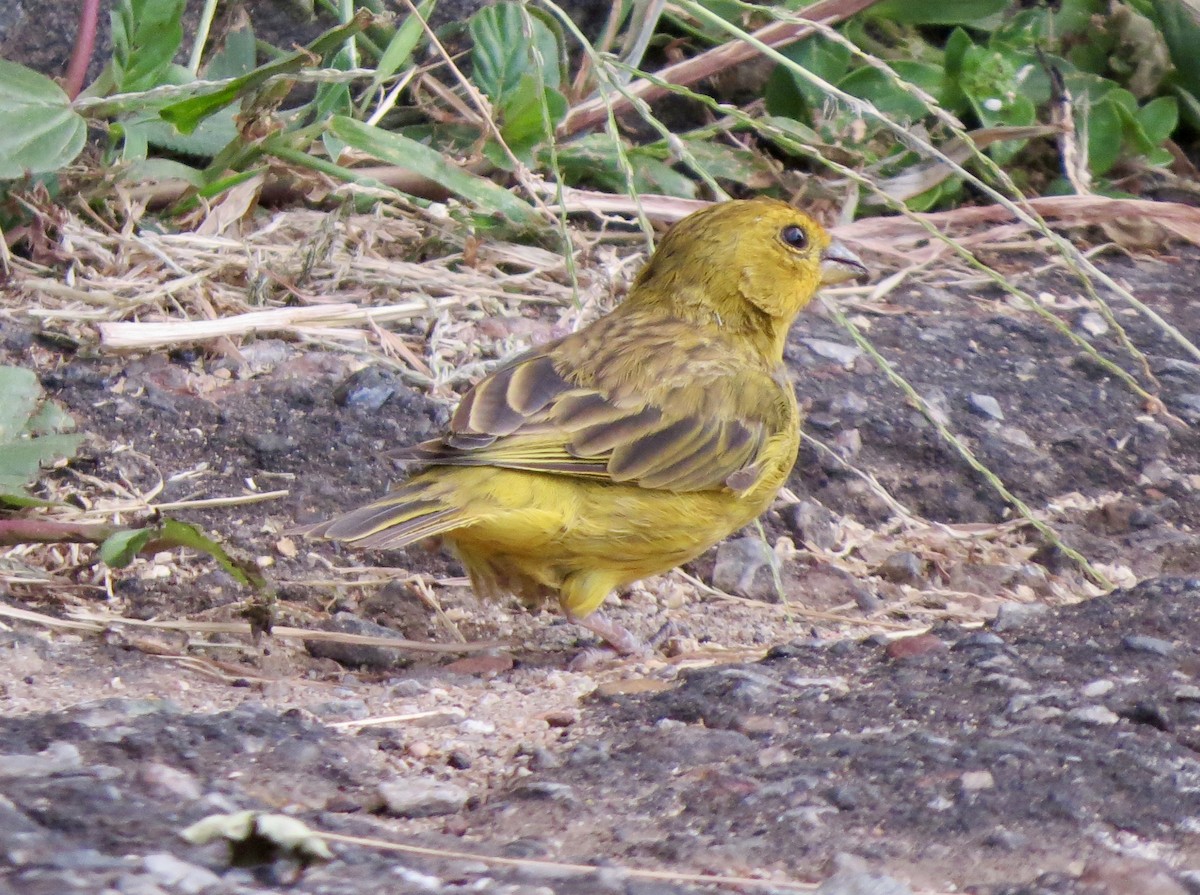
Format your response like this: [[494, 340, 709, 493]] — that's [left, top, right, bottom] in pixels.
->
[[627, 198, 868, 362]]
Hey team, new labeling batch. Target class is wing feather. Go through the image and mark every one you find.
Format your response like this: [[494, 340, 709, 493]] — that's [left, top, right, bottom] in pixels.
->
[[392, 324, 790, 494]]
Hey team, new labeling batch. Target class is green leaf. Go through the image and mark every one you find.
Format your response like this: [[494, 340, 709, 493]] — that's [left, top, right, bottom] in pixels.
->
[[1135, 95, 1178, 146], [1084, 96, 1125, 174], [204, 23, 257, 81], [120, 157, 206, 187], [770, 35, 852, 111], [99, 528, 154, 567], [327, 116, 541, 228], [111, 0, 186, 92], [1172, 83, 1200, 130], [1056, 0, 1106, 33], [0, 366, 81, 496], [497, 76, 567, 157], [157, 518, 264, 587], [0, 367, 41, 442], [838, 61, 943, 121], [317, 47, 355, 161], [469, 1, 563, 103], [867, 0, 1009, 26], [1153, 0, 1200, 97], [373, 0, 435, 88], [160, 11, 372, 134], [679, 139, 776, 189], [0, 60, 86, 179]]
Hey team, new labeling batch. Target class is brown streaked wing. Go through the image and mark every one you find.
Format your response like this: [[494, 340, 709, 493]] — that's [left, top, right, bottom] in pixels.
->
[[382, 341, 785, 495], [451, 354, 569, 437], [633, 421, 763, 491]]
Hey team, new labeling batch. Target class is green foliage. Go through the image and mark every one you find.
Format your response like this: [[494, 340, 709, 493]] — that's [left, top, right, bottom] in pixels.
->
[[99, 517, 267, 589], [765, 0, 1194, 203], [0, 366, 82, 498], [469, 2, 568, 162], [0, 0, 1193, 220], [0, 61, 87, 178], [111, 0, 187, 93]]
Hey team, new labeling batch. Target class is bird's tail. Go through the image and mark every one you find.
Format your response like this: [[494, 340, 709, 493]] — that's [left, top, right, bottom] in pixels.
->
[[304, 480, 474, 550]]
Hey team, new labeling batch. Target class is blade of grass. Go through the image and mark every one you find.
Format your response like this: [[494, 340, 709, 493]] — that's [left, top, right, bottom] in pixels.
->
[[327, 116, 542, 228]]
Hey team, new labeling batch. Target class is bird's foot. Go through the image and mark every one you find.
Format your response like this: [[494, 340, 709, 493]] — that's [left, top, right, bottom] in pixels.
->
[[565, 611, 648, 667]]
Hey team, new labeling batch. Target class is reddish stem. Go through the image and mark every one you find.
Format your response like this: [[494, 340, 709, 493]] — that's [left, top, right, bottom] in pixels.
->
[[65, 0, 101, 100]]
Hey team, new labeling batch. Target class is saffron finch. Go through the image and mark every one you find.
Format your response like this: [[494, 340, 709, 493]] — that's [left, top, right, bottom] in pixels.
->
[[308, 198, 867, 652]]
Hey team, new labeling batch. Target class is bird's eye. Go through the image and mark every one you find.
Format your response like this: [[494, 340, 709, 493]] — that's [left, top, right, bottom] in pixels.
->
[[780, 225, 808, 250]]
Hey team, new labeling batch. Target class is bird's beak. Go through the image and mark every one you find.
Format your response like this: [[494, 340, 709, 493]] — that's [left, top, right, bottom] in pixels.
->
[[819, 241, 869, 285]]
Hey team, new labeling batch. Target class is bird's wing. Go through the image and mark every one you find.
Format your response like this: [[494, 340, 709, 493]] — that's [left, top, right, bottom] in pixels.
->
[[394, 343, 788, 494]]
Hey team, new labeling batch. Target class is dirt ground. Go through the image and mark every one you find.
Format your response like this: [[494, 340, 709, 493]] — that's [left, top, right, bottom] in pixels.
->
[[2, 216, 1200, 894]]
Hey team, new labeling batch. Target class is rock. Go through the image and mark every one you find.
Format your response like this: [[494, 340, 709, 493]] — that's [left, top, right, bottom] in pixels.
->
[[884, 634, 945, 660], [1076, 310, 1110, 337], [334, 366, 400, 411], [509, 781, 578, 803], [835, 428, 862, 461], [1081, 679, 1115, 698], [377, 779, 470, 817], [1134, 416, 1172, 462], [919, 388, 951, 427], [305, 612, 413, 669], [712, 536, 780, 601], [830, 391, 870, 417], [138, 763, 203, 800], [875, 551, 925, 586], [0, 742, 82, 778], [1123, 634, 1176, 657], [1067, 705, 1120, 725], [142, 854, 222, 894], [1079, 856, 1189, 895], [995, 425, 1038, 452], [310, 698, 369, 721], [1175, 393, 1200, 424], [1152, 356, 1200, 385], [242, 431, 293, 455], [390, 866, 444, 892], [959, 770, 995, 791], [801, 338, 862, 368], [967, 393, 1005, 421], [990, 602, 1049, 631], [458, 719, 496, 736], [783, 500, 839, 551], [816, 853, 914, 895]]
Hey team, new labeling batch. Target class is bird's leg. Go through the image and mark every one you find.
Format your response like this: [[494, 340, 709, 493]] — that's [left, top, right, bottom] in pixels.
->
[[565, 610, 647, 656]]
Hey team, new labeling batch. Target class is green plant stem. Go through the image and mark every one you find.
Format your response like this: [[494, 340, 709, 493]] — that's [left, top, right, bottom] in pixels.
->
[[188, 0, 221, 75], [264, 136, 428, 208], [339, 0, 359, 68]]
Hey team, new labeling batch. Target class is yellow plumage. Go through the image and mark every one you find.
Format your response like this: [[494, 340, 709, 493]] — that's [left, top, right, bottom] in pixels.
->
[[307, 198, 867, 651]]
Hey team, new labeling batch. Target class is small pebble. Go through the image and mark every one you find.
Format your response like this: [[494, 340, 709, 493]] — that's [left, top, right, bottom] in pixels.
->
[[876, 551, 925, 586], [801, 338, 862, 368], [959, 770, 995, 791], [967, 393, 1005, 420], [990, 602, 1049, 631], [712, 536, 780, 602], [1076, 310, 1110, 337], [1123, 635, 1176, 657], [1067, 705, 1120, 725], [1081, 679, 1115, 698], [377, 779, 470, 817], [885, 634, 945, 660]]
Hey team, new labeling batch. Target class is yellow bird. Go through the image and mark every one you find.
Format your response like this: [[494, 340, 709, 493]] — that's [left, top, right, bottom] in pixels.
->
[[308, 198, 867, 652]]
